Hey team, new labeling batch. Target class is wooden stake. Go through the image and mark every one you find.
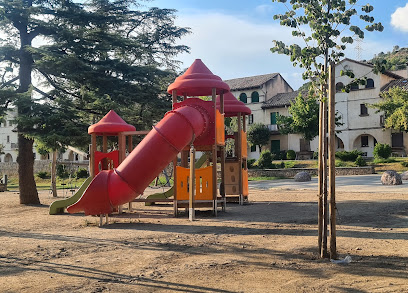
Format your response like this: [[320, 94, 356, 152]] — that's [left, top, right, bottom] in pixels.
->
[[328, 62, 337, 259], [189, 143, 196, 221], [322, 96, 328, 258], [318, 93, 324, 255]]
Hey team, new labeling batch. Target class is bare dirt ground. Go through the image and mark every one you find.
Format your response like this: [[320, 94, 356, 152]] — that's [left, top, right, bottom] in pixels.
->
[[0, 185, 408, 292]]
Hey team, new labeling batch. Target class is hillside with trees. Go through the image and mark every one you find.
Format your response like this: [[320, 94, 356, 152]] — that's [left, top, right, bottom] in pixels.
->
[[369, 46, 408, 71]]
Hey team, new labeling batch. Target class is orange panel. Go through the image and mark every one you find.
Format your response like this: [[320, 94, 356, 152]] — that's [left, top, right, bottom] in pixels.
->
[[241, 130, 247, 158], [216, 110, 225, 145], [195, 166, 213, 200], [242, 169, 249, 196], [175, 166, 214, 201], [176, 166, 190, 200]]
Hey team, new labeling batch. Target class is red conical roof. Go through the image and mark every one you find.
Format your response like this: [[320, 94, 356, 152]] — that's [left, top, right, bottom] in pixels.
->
[[216, 92, 251, 117], [88, 110, 136, 135], [167, 59, 230, 96]]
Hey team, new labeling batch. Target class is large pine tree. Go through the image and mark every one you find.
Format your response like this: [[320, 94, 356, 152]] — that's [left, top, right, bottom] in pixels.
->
[[0, 0, 189, 204]]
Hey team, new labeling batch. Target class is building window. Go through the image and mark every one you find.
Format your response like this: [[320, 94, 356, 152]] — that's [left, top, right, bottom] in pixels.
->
[[250, 145, 256, 152], [270, 112, 278, 125], [239, 93, 247, 104], [361, 135, 369, 147], [351, 83, 359, 91], [7, 136, 9, 143], [248, 114, 254, 124], [251, 91, 259, 103], [8, 121, 12, 126], [392, 132, 403, 147], [4, 153, 12, 162], [360, 104, 368, 116], [365, 78, 374, 89], [336, 82, 344, 92]]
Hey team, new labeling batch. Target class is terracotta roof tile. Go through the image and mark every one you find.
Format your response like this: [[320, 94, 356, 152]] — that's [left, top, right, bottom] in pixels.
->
[[380, 79, 408, 92], [224, 73, 279, 91], [262, 90, 301, 109]]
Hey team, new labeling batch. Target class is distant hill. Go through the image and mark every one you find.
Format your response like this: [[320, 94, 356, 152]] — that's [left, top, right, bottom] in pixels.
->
[[368, 46, 408, 71]]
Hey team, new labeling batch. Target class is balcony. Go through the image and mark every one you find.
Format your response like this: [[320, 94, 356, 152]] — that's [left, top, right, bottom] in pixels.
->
[[267, 124, 278, 132]]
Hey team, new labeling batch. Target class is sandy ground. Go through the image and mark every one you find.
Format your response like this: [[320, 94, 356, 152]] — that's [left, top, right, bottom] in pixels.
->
[[0, 182, 408, 292]]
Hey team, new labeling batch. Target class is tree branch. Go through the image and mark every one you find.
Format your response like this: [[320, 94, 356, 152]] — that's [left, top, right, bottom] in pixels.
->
[[0, 76, 19, 89]]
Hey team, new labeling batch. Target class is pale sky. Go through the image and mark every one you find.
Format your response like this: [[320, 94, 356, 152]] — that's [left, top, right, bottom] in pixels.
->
[[150, 1, 408, 90]]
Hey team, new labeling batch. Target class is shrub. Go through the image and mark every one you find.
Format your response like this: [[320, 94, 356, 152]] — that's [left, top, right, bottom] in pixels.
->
[[36, 171, 50, 179], [286, 150, 296, 160], [57, 164, 69, 179], [373, 143, 392, 159], [247, 159, 257, 169], [284, 161, 296, 168], [335, 150, 364, 161], [257, 150, 274, 169], [271, 150, 286, 160], [355, 155, 367, 167], [401, 161, 408, 167], [75, 168, 89, 179]]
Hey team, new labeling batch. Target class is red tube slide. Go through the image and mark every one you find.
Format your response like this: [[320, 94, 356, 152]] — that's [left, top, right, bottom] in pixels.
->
[[67, 101, 209, 215]]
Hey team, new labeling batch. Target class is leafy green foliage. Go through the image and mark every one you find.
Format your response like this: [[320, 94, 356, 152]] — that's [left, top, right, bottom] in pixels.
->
[[370, 47, 408, 71], [247, 123, 270, 150], [286, 150, 296, 160], [56, 164, 69, 179], [373, 143, 392, 159], [0, 0, 189, 201], [371, 87, 408, 131], [247, 159, 257, 169], [271, 0, 384, 95], [75, 168, 89, 179], [36, 171, 50, 179], [335, 150, 364, 161], [257, 150, 275, 169], [355, 155, 367, 167], [277, 93, 319, 141]]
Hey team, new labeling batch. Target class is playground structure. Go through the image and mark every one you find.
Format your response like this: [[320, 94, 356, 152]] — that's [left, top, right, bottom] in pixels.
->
[[217, 92, 251, 204], [50, 59, 251, 222], [49, 110, 140, 214]]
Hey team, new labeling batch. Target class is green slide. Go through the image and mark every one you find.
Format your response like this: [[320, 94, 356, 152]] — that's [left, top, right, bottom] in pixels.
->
[[49, 177, 93, 215], [145, 154, 208, 203]]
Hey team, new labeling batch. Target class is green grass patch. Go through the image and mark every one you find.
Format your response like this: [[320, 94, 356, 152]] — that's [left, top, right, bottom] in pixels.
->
[[6, 177, 88, 191]]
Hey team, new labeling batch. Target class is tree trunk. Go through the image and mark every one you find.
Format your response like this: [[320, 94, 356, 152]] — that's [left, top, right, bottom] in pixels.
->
[[51, 150, 58, 197], [16, 5, 40, 204], [17, 134, 39, 204]]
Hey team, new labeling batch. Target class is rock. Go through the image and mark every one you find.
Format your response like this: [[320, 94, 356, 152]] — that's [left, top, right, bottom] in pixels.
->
[[381, 170, 402, 185], [401, 171, 408, 180], [294, 171, 311, 182]]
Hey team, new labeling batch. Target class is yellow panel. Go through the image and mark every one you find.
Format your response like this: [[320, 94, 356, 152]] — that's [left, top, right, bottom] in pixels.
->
[[216, 110, 225, 145], [242, 169, 249, 196], [241, 130, 247, 158]]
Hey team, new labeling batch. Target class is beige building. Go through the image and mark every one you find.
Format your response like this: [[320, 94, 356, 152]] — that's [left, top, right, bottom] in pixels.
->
[[224, 73, 293, 159], [224, 58, 408, 159]]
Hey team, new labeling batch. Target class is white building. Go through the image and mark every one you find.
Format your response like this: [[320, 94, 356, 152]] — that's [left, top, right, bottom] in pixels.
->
[[224, 73, 294, 159], [0, 109, 88, 163], [225, 59, 408, 159]]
